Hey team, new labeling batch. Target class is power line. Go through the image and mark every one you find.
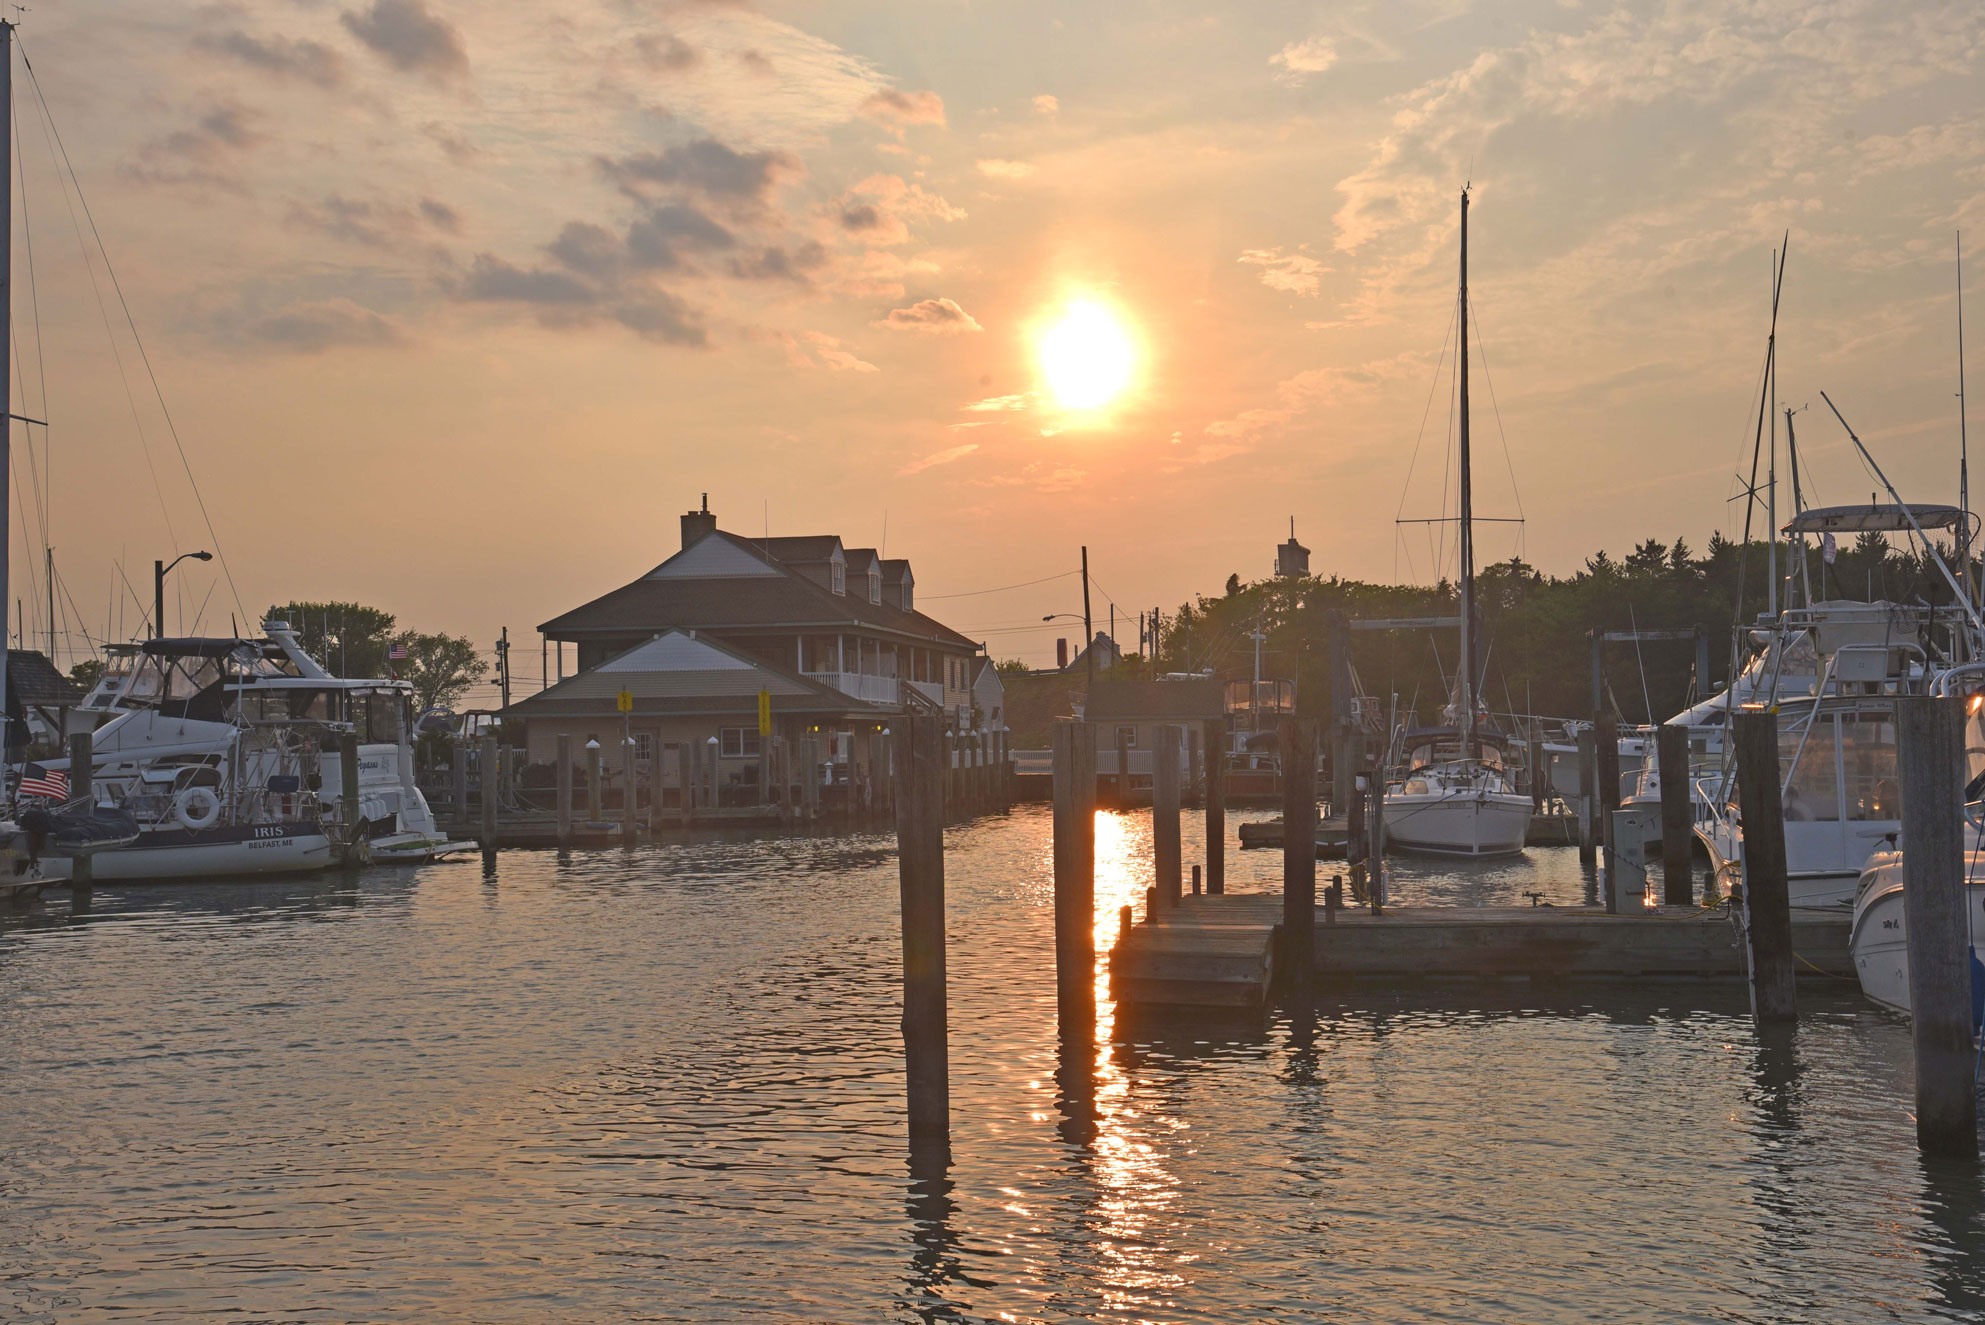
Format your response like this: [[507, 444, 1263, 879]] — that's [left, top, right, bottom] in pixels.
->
[[921, 569, 1079, 601]]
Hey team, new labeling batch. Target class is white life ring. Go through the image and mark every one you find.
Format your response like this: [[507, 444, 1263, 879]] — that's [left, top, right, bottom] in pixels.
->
[[174, 786, 223, 830]]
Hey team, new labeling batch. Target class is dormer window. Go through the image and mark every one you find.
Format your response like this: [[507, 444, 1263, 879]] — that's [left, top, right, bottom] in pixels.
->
[[902, 578, 914, 611], [868, 570, 881, 604], [831, 563, 846, 595]]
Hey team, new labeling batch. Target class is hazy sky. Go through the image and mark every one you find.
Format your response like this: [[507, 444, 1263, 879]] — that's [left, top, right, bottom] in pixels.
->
[[6, 0, 1981, 684]]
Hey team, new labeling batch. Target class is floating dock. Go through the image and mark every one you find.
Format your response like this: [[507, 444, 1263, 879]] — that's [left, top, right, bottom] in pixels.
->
[[1111, 892, 1854, 1009]]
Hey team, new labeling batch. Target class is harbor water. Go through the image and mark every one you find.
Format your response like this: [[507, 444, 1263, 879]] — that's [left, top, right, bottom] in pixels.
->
[[2, 804, 1980, 1321]]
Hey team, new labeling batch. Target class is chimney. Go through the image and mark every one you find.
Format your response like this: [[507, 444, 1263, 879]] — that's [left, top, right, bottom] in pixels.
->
[[681, 493, 717, 548], [1056, 638, 1069, 670]]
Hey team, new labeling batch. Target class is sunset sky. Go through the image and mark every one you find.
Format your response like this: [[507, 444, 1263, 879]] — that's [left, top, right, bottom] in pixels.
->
[[6, 0, 1982, 683]]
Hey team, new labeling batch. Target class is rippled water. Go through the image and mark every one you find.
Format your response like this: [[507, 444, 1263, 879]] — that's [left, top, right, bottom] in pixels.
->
[[2, 804, 1981, 1322]]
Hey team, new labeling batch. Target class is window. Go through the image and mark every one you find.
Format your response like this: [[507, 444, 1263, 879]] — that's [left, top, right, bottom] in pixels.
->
[[868, 570, 881, 604], [831, 562, 846, 595], [635, 733, 654, 761], [903, 583, 913, 610], [720, 727, 764, 758], [1116, 725, 1139, 748], [1840, 711, 1898, 820]]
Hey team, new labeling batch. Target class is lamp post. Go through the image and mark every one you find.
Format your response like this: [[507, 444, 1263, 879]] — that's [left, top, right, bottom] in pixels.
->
[[153, 550, 213, 639]]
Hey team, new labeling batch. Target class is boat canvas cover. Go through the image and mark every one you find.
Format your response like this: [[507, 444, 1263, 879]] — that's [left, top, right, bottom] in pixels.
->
[[1781, 503, 1964, 534]]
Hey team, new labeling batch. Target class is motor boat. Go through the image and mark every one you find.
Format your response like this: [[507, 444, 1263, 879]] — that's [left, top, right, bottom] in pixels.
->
[[1848, 843, 1985, 1020]]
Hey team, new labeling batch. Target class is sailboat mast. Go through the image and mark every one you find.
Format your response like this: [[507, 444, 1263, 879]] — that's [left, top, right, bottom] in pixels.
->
[[1961, 232, 1972, 606], [0, 20, 14, 731], [1458, 187, 1476, 754], [1766, 249, 1778, 619]]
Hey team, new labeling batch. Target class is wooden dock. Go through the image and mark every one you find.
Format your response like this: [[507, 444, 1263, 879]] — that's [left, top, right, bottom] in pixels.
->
[[1110, 892, 1854, 1009], [1237, 811, 1576, 852]]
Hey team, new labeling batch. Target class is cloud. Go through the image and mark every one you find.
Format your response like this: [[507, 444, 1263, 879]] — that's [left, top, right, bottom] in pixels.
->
[[976, 158, 1034, 180], [126, 103, 262, 190], [632, 33, 700, 72], [875, 298, 982, 334], [963, 392, 1033, 411], [901, 443, 979, 475], [456, 252, 706, 345], [245, 299, 405, 353], [459, 255, 595, 306], [860, 88, 947, 130], [1271, 36, 1338, 80], [1238, 247, 1328, 297], [341, 0, 469, 82], [787, 330, 878, 373], [193, 30, 345, 88], [599, 139, 801, 209], [835, 174, 964, 245], [422, 121, 481, 165], [285, 193, 461, 248], [1033, 94, 1059, 114]]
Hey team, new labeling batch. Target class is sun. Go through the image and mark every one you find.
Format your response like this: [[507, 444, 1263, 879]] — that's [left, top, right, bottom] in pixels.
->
[[1037, 299, 1135, 411]]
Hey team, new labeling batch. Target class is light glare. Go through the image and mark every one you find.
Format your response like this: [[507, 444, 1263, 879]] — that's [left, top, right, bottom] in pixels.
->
[[1039, 300, 1134, 411]]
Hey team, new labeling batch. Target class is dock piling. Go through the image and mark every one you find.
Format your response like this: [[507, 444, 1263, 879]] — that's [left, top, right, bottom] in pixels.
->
[[1655, 723, 1692, 905], [587, 743, 602, 822], [479, 735, 498, 870], [1115, 727, 1131, 806], [452, 740, 468, 823], [555, 733, 573, 848], [67, 730, 93, 894], [621, 737, 637, 846], [1577, 728, 1598, 868], [1596, 713, 1622, 903], [1203, 717, 1226, 893], [1154, 724, 1182, 908], [1895, 694, 1980, 1157], [896, 711, 949, 1144], [340, 732, 363, 867], [1051, 718, 1097, 1040], [1528, 733, 1545, 812], [1281, 717, 1318, 988], [1731, 711, 1795, 1021]]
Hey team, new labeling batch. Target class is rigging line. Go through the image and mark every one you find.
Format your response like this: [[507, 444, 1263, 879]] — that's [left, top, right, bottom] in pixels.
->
[[185, 580, 218, 638], [20, 44, 245, 626], [7, 314, 45, 560], [22, 57, 179, 551], [1628, 602, 1654, 725], [921, 569, 1080, 600], [52, 565, 98, 659], [14, 86, 49, 556], [1394, 292, 1461, 535], [7, 448, 42, 646], [112, 560, 154, 637], [1466, 297, 1525, 523]]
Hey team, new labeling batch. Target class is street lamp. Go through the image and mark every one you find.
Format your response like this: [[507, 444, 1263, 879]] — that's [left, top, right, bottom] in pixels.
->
[[154, 551, 213, 639]]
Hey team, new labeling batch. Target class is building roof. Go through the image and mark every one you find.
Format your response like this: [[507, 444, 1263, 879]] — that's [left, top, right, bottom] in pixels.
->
[[7, 650, 83, 708], [501, 629, 896, 721], [543, 529, 977, 649], [1086, 678, 1225, 722], [881, 558, 913, 585], [755, 534, 844, 564]]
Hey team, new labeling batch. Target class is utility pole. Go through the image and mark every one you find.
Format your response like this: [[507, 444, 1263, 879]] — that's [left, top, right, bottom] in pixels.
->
[[1080, 546, 1093, 692], [497, 626, 511, 710]]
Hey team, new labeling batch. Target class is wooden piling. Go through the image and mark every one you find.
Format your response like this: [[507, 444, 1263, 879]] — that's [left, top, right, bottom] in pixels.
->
[[1051, 719, 1098, 1039], [680, 741, 697, 827], [1731, 711, 1795, 1022], [1895, 694, 1980, 1157], [1203, 717, 1226, 894], [1154, 723, 1182, 908], [1115, 726, 1131, 806], [479, 735, 498, 866], [1576, 727, 1598, 867], [1187, 723, 1203, 802], [555, 733, 573, 847], [1281, 717, 1318, 988], [1192, 864, 1202, 895], [1596, 713, 1622, 901], [452, 740, 468, 823], [803, 734, 820, 820], [1528, 734, 1545, 812], [896, 711, 949, 1143], [621, 737, 637, 846], [67, 730, 93, 892], [1655, 723, 1693, 906], [341, 732, 364, 866]]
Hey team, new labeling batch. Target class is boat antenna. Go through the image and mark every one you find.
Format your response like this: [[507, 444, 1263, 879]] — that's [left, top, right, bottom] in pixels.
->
[[1820, 391, 1982, 630]]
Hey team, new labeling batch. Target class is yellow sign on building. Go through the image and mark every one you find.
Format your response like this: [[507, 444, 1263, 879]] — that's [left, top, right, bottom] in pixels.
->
[[616, 689, 634, 713], [758, 689, 772, 736]]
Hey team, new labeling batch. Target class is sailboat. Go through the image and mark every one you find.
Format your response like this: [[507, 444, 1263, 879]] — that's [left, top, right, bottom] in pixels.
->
[[0, 20, 36, 891], [1383, 188, 1533, 858]]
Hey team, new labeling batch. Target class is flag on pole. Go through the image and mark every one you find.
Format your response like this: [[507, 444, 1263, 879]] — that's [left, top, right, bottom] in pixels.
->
[[1822, 532, 1838, 565], [389, 641, 408, 660], [18, 764, 69, 800]]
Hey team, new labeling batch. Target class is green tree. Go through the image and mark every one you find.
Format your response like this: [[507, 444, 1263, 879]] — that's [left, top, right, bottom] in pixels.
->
[[392, 630, 489, 712], [266, 601, 397, 677], [68, 659, 104, 691]]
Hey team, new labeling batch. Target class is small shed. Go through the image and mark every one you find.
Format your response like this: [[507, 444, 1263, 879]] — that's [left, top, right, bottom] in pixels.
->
[[1086, 678, 1226, 777], [6, 650, 85, 755]]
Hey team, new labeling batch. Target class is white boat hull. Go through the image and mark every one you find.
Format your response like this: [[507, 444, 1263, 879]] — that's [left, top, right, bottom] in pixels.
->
[[1850, 850, 1985, 1017], [1384, 790, 1531, 857], [37, 821, 333, 883]]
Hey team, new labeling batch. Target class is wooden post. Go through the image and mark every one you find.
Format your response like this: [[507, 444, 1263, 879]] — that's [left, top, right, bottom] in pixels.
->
[[1281, 717, 1318, 988], [555, 732, 573, 847], [1656, 723, 1692, 906], [1576, 727, 1598, 867], [1368, 757, 1387, 905], [1895, 694, 1980, 1157], [1596, 713, 1622, 906], [1187, 723, 1203, 803], [621, 736, 637, 846], [479, 734, 498, 866], [340, 731, 364, 866], [896, 711, 949, 1143], [1732, 711, 1795, 1022], [1192, 864, 1202, 895], [67, 730, 93, 892], [1331, 724, 1353, 822], [1203, 718, 1226, 894], [452, 739, 468, 824], [1115, 726, 1131, 806], [1051, 719, 1098, 1039], [586, 742, 602, 821], [803, 734, 820, 820], [1153, 724, 1183, 908], [1528, 734, 1545, 812]]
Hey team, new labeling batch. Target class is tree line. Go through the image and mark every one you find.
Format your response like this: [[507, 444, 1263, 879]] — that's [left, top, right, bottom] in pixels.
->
[[1114, 532, 1973, 727]]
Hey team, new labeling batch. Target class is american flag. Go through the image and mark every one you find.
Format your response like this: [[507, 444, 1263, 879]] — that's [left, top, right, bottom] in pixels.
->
[[18, 763, 69, 800], [389, 641, 408, 660]]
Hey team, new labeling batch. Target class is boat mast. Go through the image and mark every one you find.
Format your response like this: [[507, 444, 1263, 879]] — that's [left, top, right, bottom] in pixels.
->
[[1766, 248, 1778, 619], [1786, 408, 1811, 607], [1961, 231, 1972, 609], [0, 20, 14, 734], [1458, 186, 1476, 756]]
